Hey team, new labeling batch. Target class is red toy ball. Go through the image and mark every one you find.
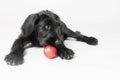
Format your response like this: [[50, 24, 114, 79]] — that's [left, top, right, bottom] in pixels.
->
[[44, 45, 57, 59]]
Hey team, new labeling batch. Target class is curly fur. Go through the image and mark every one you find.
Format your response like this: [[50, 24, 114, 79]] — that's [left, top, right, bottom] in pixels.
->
[[5, 10, 98, 65]]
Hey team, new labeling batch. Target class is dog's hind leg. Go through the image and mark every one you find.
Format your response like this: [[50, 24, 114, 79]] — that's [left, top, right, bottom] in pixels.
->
[[63, 28, 98, 45]]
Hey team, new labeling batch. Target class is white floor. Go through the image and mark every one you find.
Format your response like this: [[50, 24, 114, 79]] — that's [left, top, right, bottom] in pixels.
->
[[0, 0, 120, 80]]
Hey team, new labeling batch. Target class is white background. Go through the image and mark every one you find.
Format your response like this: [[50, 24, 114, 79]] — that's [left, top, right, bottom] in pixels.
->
[[0, 0, 120, 80]]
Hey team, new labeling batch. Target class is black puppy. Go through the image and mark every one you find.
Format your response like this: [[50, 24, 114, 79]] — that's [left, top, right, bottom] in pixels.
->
[[5, 10, 98, 65]]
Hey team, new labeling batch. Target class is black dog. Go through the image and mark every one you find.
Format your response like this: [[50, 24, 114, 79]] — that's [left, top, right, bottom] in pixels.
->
[[5, 10, 98, 65]]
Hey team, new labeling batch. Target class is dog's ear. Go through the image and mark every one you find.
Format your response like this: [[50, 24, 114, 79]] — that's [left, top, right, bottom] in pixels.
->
[[21, 14, 39, 37]]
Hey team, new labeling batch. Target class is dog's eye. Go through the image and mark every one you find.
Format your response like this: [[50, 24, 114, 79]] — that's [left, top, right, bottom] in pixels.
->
[[45, 25, 49, 29]]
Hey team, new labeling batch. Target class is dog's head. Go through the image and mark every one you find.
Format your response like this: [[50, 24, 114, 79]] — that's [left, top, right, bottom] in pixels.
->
[[21, 11, 64, 45]]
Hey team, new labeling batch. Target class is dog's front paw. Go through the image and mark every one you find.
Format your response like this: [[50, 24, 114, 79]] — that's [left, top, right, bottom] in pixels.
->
[[87, 37, 98, 45], [4, 52, 24, 66], [58, 48, 75, 60]]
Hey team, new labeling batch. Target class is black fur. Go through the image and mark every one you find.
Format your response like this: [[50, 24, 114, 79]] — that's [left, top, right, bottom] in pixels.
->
[[5, 10, 98, 65]]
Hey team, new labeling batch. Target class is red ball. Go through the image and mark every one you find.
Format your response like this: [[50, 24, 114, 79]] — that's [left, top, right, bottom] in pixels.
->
[[44, 45, 57, 59]]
